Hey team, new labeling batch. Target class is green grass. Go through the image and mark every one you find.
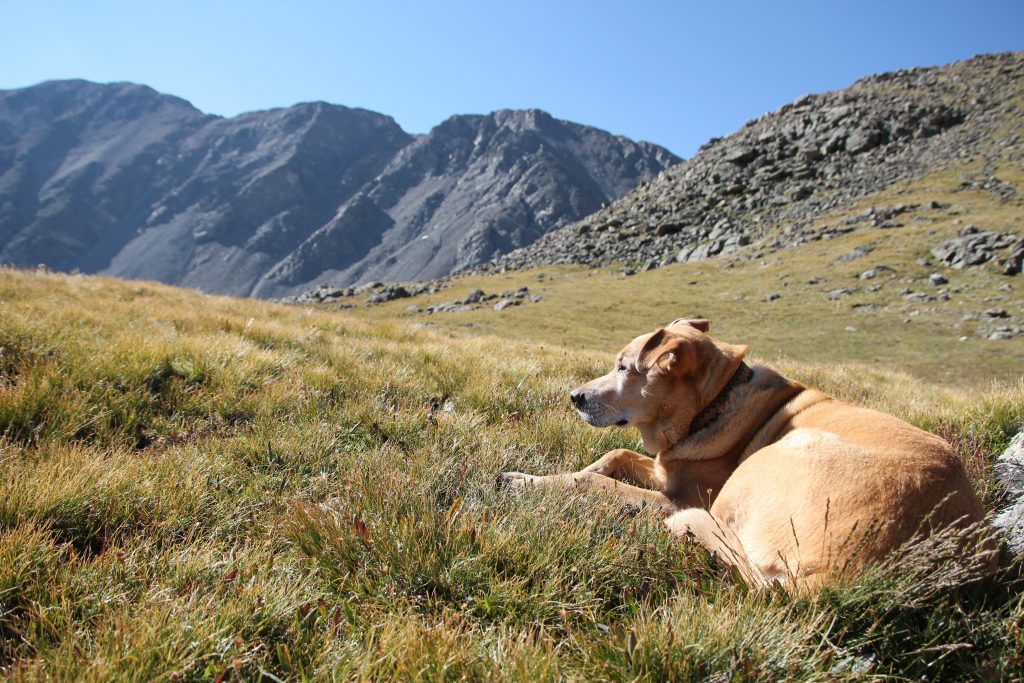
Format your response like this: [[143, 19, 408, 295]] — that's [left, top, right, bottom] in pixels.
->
[[1, 264, 1023, 681], [347, 161, 1024, 387]]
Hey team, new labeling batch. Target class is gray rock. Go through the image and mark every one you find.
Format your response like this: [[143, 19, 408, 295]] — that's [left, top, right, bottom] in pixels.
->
[[461, 289, 485, 304], [725, 145, 759, 165], [835, 245, 873, 263], [366, 285, 410, 304], [494, 299, 521, 311], [355, 281, 385, 293], [931, 230, 1020, 269], [993, 430, 1024, 553], [846, 128, 883, 154], [1001, 238, 1024, 275], [826, 287, 857, 300], [929, 273, 949, 286], [426, 303, 475, 314]]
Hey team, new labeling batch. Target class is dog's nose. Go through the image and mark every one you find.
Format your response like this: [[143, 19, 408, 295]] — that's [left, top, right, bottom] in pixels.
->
[[570, 389, 586, 407]]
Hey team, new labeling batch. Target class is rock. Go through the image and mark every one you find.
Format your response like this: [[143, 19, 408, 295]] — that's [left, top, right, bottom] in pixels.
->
[[788, 185, 814, 201], [366, 285, 411, 303], [996, 432, 1024, 492], [985, 308, 1010, 318], [355, 281, 384, 293], [725, 145, 759, 165], [656, 222, 685, 236], [931, 230, 1020, 269], [461, 289, 485, 304], [494, 299, 521, 311], [1000, 238, 1024, 275], [426, 303, 475, 314], [989, 331, 1015, 340], [929, 273, 949, 286], [826, 287, 857, 300], [834, 245, 873, 263], [765, 293, 781, 302], [846, 128, 883, 154], [799, 146, 824, 163]]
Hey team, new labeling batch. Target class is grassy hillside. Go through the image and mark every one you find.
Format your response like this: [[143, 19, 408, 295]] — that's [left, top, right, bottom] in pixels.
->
[[1, 266, 1023, 680], [337, 159, 1024, 387]]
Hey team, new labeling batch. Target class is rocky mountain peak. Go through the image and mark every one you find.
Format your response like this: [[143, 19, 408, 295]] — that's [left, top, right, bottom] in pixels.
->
[[0, 81, 678, 297], [488, 51, 1023, 274]]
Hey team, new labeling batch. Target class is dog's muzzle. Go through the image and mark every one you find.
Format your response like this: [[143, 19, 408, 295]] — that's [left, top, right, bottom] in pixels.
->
[[570, 389, 628, 427]]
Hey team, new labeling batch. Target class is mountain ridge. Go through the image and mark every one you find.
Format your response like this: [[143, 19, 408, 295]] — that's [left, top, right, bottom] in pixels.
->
[[485, 51, 1023, 274], [0, 81, 678, 297]]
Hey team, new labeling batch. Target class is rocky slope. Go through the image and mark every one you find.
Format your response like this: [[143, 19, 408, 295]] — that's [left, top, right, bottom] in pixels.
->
[[487, 52, 1024, 273], [253, 109, 676, 295], [0, 82, 678, 297]]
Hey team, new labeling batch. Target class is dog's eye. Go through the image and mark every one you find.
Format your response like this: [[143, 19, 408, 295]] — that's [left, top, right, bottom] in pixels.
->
[[618, 364, 627, 373]]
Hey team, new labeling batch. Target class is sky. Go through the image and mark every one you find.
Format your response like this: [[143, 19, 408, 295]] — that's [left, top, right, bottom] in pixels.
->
[[1, 1, 1022, 158]]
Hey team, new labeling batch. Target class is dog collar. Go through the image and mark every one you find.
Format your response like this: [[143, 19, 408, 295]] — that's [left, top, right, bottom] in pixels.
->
[[688, 361, 754, 435]]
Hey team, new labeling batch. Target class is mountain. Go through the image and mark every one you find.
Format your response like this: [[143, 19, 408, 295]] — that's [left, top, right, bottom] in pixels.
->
[[0, 82, 678, 297], [253, 109, 677, 295], [488, 52, 1023, 272]]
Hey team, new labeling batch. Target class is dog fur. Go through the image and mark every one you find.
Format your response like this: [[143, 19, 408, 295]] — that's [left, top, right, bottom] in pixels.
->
[[499, 318, 989, 586]]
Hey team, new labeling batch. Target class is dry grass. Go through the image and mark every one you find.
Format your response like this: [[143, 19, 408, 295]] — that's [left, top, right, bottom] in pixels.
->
[[1, 265, 1022, 681], [348, 159, 1023, 387]]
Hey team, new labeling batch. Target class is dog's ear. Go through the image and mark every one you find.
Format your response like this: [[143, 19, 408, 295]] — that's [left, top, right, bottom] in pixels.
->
[[667, 318, 710, 333], [637, 334, 695, 375]]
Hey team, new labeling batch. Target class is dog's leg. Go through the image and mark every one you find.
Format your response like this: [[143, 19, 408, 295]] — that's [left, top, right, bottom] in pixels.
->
[[498, 468, 676, 514], [580, 448, 666, 489], [665, 508, 767, 587]]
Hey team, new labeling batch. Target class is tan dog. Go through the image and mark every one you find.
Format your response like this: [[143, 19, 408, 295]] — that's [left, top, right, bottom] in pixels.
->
[[500, 318, 988, 586]]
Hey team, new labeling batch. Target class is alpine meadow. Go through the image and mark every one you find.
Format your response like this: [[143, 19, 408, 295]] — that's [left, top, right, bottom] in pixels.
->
[[2, 50, 1024, 681]]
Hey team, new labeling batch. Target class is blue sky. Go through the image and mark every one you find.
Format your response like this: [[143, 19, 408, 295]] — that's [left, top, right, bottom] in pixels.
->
[[2, 1, 1021, 157]]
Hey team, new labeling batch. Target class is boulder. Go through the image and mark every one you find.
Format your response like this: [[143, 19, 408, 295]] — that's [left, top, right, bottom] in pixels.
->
[[1000, 238, 1024, 275], [725, 145, 759, 165], [494, 299, 521, 311], [931, 229, 1020, 269], [846, 128, 883, 154], [366, 285, 411, 303], [993, 430, 1024, 553], [826, 287, 857, 300]]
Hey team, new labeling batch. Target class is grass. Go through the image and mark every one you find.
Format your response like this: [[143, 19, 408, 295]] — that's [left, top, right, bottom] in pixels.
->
[[1, 263, 1023, 681], [346, 158, 1024, 387]]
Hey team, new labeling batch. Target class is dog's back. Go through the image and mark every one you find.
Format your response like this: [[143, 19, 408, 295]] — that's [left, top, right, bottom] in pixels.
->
[[694, 389, 988, 582]]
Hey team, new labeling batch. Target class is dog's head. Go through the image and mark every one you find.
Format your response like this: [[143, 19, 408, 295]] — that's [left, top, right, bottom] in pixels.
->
[[570, 318, 748, 454]]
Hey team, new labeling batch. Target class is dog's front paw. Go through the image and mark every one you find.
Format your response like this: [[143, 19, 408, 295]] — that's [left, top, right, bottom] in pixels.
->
[[496, 471, 539, 489]]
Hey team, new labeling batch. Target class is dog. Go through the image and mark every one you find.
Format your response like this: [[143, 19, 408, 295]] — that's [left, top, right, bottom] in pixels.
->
[[500, 318, 989, 586]]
